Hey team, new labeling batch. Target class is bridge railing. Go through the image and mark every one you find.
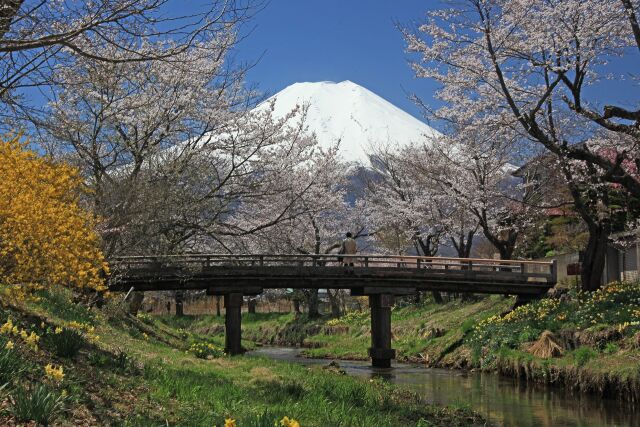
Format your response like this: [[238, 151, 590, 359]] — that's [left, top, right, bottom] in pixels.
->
[[110, 254, 557, 283]]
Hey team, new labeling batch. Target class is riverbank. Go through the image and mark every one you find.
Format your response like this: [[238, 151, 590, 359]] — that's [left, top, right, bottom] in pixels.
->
[[164, 281, 640, 402], [250, 346, 638, 427], [0, 289, 487, 426]]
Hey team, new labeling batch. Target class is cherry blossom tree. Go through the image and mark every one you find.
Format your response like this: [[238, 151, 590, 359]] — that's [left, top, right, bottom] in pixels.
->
[[234, 138, 368, 317], [41, 39, 241, 255], [0, 0, 257, 120], [366, 145, 445, 256], [403, 0, 640, 290], [413, 132, 543, 261], [366, 142, 484, 260], [365, 143, 481, 303]]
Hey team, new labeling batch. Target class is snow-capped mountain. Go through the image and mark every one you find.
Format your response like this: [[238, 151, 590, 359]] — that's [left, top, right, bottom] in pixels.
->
[[256, 80, 440, 164]]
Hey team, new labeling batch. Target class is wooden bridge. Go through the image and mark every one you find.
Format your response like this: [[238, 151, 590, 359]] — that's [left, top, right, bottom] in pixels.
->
[[109, 254, 557, 368]]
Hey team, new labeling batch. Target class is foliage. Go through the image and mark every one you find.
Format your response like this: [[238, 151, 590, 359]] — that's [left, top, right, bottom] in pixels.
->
[[187, 342, 225, 359], [0, 135, 107, 299], [238, 410, 282, 427], [0, 318, 41, 351], [469, 282, 640, 364], [44, 327, 85, 358], [573, 347, 598, 367], [9, 383, 65, 425], [326, 310, 369, 327], [0, 345, 23, 384], [0, 0, 251, 116], [136, 312, 153, 324], [35, 288, 96, 325]]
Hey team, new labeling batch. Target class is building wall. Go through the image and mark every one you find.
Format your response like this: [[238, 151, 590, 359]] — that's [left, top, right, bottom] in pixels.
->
[[620, 244, 639, 282], [537, 242, 640, 285]]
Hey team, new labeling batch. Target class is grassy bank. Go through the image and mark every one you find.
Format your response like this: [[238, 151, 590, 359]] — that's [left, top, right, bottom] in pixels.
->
[[158, 297, 513, 366], [170, 282, 640, 401], [0, 289, 488, 426]]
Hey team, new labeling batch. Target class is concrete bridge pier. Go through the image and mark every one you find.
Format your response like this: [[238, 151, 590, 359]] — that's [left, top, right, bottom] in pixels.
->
[[224, 293, 243, 355], [368, 293, 395, 368]]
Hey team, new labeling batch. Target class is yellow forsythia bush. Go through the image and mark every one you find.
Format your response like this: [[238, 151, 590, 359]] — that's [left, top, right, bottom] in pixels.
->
[[0, 134, 107, 298]]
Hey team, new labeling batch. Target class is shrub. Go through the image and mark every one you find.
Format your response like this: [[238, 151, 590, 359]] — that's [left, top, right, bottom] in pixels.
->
[[0, 346, 23, 384], [44, 328, 85, 358], [573, 347, 597, 367], [603, 342, 619, 354], [115, 349, 130, 369], [9, 383, 65, 425], [460, 319, 475, 334], [0, 135, 108, 299], [187, 342, 224, 359], [136, 313, 153, 324]]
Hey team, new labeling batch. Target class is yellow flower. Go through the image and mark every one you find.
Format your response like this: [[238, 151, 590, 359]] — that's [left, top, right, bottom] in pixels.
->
[[5, 340, 14, 350], [44, 364, 65, 383], [25, 331, 40, 350], [0, 136, 107, 297], [280, 416, 300, 427], [142, 333, 149, 340], [224, 418, 236, 427], [55, 327, 63, 334], [0, 319, 13, 334]]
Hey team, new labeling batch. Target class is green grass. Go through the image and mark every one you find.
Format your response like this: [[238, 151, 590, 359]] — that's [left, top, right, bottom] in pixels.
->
[[166, 285, 640, 401], [191, 296, 515, 365], [9, 383, 65, 425], [0, 291, 487, 426]]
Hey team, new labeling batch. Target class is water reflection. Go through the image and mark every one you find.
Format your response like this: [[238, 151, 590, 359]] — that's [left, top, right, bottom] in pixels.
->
[[249, 347, 638, 427]]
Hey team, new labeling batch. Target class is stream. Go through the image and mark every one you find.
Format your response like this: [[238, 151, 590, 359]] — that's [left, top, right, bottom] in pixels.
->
[[249, 346, 638, 427]]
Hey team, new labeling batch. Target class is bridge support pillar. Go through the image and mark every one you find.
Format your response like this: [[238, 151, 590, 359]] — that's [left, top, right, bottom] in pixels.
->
[[224, 293, 243, 355], [368, 294, 395, 368]]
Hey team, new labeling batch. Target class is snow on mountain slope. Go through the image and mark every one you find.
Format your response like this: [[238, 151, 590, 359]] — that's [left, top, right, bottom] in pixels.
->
[[256, 80, 440, 164]]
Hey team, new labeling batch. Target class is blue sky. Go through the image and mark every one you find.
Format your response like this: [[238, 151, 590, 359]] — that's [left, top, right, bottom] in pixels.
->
[[228, 1, 638, 126], [233, 1, 438, 122], [26, 1, 638, 129]]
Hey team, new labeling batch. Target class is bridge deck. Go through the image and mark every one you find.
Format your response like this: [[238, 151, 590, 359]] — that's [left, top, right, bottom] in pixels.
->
[[109, 254, 557, 296], [109, 253, 557, 366]]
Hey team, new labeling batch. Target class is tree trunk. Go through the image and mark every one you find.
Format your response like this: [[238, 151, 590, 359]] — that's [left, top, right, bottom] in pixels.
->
[[498, 246, 514, 260], [478, 216, 516, 261], [248, 298, 257, 314], [175, 291, 184, 317], [328, 290, 342, 317], [127, 292, 145, 316], [559, 160, 610, 292], [306, 289, 320, 318], [293, 298, 301, 314], [452, 229, 476, 259], [432, 291, 444, 304], [580, 223, 608, 291]]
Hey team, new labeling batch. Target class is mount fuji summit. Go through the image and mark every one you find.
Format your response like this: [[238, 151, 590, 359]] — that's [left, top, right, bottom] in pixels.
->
[[257, 80, 440, 164]]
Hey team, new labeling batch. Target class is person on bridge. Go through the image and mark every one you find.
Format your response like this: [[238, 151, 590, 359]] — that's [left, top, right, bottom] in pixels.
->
[[341, 232, 358, 267]]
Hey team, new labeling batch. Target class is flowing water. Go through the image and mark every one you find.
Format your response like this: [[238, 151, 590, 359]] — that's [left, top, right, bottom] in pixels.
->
[[249, 347, 639, 427]]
